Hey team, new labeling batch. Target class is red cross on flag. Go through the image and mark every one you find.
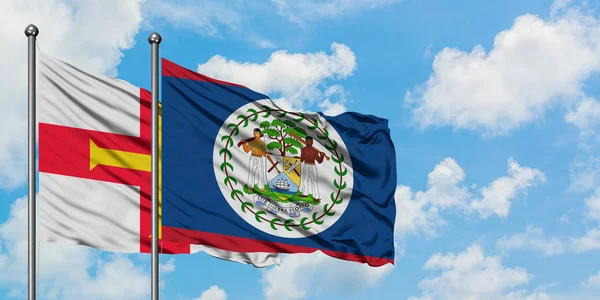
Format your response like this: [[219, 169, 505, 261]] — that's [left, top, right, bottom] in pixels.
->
[[37, 52, 279, 267]]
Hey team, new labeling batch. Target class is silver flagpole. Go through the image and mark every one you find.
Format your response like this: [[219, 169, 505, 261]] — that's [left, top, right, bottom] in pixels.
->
[[148, 32, 162, 300], [25, 24, 39, 300]]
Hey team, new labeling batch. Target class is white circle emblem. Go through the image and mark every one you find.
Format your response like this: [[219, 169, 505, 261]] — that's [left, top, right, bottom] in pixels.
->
[[213, 99, 353, 238]]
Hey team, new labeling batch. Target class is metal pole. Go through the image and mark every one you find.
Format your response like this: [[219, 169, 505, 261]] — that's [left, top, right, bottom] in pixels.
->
[[148, 32, 162, 300], [25, 24, 39, 300]]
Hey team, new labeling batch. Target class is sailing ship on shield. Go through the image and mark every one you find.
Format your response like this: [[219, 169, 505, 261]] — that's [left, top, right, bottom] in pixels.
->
[[236, 122, 328, 218], [273, 178, 291, 191]]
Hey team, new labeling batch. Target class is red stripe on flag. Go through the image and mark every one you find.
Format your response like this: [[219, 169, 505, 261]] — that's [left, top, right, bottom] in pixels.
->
[[162, 226, 394, 267], [138, 88, 152, 253], [38, 123, 149, 183], [139, 240, 191, 254], [161, 58, 246, 87], [139, 88, 152, 141], [137, 88, 191, 254]]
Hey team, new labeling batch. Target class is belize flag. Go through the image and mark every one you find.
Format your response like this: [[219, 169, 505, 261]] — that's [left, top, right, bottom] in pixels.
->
[[160, 58, 397, 266]]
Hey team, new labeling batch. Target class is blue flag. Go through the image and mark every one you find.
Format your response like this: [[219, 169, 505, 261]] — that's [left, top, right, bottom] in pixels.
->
[[160, 58, 397, 266]]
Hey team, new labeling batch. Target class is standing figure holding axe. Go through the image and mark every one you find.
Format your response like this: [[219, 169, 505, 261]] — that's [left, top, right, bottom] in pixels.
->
[[237, 128, 269, 191]]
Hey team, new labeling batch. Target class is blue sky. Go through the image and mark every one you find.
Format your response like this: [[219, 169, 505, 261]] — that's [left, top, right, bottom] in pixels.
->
[[1, 0, 600, 299]]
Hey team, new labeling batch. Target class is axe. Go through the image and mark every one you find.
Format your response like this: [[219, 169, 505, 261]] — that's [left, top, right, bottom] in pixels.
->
[[267, 155, 281, 173]]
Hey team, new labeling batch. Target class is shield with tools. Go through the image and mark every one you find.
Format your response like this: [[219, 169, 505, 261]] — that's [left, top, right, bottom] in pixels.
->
[[265, 155, 301, 201]]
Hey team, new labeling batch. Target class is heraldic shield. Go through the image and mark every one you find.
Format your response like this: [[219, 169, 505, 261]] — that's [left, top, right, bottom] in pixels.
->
[[243, 149, 319, 218], [266, 155, 301, 201]]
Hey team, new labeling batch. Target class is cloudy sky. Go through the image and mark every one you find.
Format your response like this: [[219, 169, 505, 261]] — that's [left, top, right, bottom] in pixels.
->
[[2, 0, 600, 299]]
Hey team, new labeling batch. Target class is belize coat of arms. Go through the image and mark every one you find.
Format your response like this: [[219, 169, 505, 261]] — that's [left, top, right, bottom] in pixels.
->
[[213, 99, 353, 238]]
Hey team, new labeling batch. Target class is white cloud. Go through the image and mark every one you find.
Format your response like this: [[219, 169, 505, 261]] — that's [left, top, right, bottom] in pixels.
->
[[504, 290, 553, 300], [74, 256, 149, 299], [160, 258, 176, 273], [0, 196, 161, 299], [565, 98, 600, 135], [146, 0, 402, 37], [423, 157, 471, 209], [424, 44, 434, 58], [272, 0, 401, 25], [469, 158, 546, 219], [394, 185, 446, 238], [409, 244, 534, 300], [318, 85, 348, 116], [550, 0, 574, 17], [319, 99, 347, 116], [581, 270, 600, 289], [144, 0, 396, 48], [143, 0, 243, 37], [584, 188, 600, 222], [406, 5, 600, 135], [197, 42, 357, 111], [247, 35, 277, 49], [571, 228, 600, 253], [569, 157, 600, 192], [194, 285, 228, 300], [260, 252, 394, 300], [496, 225, 566, 257], [394, 158, 469, 238], [569, 185, 600, 253], [396, 157, 545, 238], [0, 0, 144, 189]]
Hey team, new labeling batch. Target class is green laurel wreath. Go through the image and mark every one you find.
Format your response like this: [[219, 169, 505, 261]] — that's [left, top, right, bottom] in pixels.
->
[[219, 105, 348, 231]]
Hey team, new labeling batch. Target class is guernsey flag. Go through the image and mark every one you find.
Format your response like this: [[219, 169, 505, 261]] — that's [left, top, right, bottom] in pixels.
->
[[37, 53, 279, 266]]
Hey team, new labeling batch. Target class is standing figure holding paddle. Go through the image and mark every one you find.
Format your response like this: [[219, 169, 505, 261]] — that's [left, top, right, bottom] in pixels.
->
[[238, 128, 268, 191], [299, 136, 326, 201]]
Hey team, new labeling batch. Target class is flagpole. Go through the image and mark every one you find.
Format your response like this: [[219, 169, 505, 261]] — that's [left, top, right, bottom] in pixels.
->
[[148, 32, 162, 300], [25, 24, 39, 300], [24, 24, 39, 300]]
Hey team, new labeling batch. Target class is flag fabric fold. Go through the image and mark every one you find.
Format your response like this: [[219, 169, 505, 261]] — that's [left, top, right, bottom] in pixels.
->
[[160, 58, 397, 266], [37, 52, 279, 267]]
